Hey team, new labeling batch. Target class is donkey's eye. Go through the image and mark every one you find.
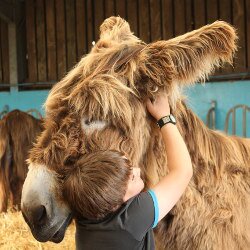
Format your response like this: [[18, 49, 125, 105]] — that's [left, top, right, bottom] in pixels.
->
[[63, 156, 75, 166], [81, 117, 107, 133], [85, 119, 92, 125], [82, 117, 95, 126]]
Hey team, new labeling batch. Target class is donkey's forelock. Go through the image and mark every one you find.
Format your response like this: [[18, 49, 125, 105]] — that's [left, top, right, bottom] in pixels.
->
[[45, 41, 146, 121]]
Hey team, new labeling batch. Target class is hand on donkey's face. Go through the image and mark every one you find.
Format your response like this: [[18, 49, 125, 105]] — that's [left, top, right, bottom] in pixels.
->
[[146, 94, 171, 120]]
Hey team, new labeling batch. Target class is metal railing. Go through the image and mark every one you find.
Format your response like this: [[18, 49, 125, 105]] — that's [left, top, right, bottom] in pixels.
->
[[0, 105, 9, 119], [26, 109, 43, 119], [206, 100, 216, 130], [224, 105, 250, 137]]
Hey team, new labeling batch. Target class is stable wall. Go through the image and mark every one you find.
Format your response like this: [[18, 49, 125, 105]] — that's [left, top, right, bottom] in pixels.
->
[[184, 80, 250, 137], [0, 80, 250, 137]]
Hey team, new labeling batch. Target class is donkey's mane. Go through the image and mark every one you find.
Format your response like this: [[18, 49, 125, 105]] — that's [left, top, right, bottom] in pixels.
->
[[153, 101, 250, 249]]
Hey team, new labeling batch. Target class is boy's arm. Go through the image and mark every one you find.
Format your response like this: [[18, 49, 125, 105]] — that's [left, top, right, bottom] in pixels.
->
[[146, 96, 193, 222]]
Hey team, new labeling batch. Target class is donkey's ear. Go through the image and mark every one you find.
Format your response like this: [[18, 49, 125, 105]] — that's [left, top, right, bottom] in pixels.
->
[[99, 16, 137, 42], [138, 21, 237, 102]]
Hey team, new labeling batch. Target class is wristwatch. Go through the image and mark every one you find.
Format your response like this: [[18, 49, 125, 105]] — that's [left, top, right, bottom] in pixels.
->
[[157, 114, 176, 128]]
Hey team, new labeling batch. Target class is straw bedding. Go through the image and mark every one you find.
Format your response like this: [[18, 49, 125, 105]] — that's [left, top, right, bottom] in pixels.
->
[[0, 210, 75, 249]]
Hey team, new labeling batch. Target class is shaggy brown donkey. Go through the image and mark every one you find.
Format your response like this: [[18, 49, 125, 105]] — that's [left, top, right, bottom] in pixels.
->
[[0, 110, 43, 212], [21, 17, 250, 249]]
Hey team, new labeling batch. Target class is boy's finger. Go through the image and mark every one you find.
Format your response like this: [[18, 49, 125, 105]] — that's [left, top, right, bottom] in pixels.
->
[[150, 97, 155, 103], [146, 99, 152, 106]]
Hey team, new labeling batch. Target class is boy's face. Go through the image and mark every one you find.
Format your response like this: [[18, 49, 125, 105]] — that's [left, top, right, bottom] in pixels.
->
[[123, 167, 145, 202]]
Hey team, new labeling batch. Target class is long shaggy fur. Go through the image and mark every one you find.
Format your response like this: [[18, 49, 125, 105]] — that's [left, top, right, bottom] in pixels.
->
[[154, 102, 250, 249], [28, 17, 249, 249], [0, 110, 43, 212]]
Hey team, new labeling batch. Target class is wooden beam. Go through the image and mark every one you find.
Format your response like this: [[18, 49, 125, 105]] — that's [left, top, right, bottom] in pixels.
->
[[3, 0, 27, 88], [1, 20, 9, 84], [8, 22, 18, 87], [15, 0, 27, 83], [25, 0, 37, 82]]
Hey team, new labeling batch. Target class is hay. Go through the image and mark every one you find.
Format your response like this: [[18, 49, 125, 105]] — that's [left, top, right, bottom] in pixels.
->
[[0, 210, 75, 249]]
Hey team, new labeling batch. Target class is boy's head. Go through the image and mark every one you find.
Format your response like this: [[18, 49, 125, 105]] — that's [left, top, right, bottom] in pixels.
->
[[61, 150, 144, 220]]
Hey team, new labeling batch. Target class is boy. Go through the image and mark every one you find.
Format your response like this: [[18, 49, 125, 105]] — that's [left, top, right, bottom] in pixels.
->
[[62, 93, 193, 250]]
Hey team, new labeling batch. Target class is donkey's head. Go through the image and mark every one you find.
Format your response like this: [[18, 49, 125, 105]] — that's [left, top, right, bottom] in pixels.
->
[[21, 17, 237, 243]]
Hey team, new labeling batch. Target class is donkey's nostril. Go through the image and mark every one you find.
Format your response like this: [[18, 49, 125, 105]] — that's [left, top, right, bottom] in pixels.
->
[[31, 205, 47, 226], [22, 204, 48, 227]]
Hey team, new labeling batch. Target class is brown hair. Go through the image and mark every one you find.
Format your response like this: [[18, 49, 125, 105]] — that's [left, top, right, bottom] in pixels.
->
[[61, 150, 132, 220]]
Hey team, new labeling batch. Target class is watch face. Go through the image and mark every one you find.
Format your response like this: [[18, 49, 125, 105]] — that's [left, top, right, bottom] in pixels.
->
[[163, 116, 170, 123], [170, 114, 176, 123]]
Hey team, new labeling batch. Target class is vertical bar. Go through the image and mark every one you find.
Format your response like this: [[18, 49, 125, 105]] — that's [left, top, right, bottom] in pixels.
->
[[0, 20, 10, 91], [65, 0, 77, 70], [220, 0, 232, 22], [174, 0, 185, 36], [36, 0, 47, 82], [162, 0, 174, 39], [206, 109, 211, 128], [94, 0, 104, 41], [86, 0, 94, 52], [15, 0, 27, 84], [206, 0, 218, 23], [1, 20, 9, 84], [212, 108, 215, 130], [225, 112, 229, 134], [246, 0, 250, 70], [232, 108, 236, 135], [46, 0, 57, 81], [220, 0, 233, 73], [193, 0, 206, 29], [127, 0, 138, 36], [55, 0, 66, 79], [26, 0, 37, 82], [138, 0, 150, 42], [150, 0, 161, 40], [115, 0, 126, 18], [243, 106, 246, 137], [206, 0, 220, 76], [8, 23, 18, 87], [232, 0, 246, 72], [211, 101, 216, 130], [185, 0, 194, 32], [105, 0, 115, 18], [76, 0, 87, 59], [0, 20, 3, 83]]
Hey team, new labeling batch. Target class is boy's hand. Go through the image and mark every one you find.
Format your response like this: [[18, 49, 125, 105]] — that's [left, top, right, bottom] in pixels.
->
[[146, 94, 170, 120]]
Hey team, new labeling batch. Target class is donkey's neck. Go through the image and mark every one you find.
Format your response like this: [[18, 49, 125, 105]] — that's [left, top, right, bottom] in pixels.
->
[[176, 101, 250, 177]]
